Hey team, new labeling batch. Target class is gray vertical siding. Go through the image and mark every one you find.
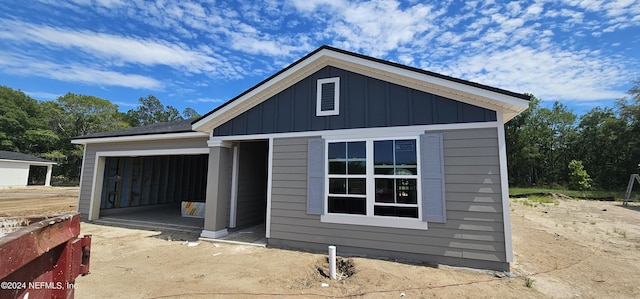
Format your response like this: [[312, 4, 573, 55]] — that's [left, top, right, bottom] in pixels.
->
[[213, 66, 497, 136], [235, 141, 268, 227], [77, 137, 209, 219], [268, 128, 507, 270]]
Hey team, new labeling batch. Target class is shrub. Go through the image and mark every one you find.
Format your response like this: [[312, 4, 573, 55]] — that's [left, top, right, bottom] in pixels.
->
[[568, 160, 592, 191]]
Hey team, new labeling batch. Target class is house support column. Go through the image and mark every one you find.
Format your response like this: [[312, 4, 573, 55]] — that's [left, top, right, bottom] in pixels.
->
[[200, 140, 233, 239], [44, 165, 53, 186]]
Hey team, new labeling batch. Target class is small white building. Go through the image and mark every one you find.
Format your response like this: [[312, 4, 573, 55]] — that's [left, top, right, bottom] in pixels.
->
[[0, 151, 56, 187]]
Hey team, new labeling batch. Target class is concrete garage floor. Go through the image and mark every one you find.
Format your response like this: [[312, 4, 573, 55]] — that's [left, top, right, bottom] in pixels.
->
[[93, 204, 267, 245], [95, 204, 204, 231]]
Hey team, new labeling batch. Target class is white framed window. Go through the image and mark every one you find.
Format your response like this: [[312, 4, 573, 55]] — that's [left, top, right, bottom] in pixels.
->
[[325, 137, 421, 219], [316, 77, 340, 116], [327, 141, 367, 214], [372, 139, 419, 218]]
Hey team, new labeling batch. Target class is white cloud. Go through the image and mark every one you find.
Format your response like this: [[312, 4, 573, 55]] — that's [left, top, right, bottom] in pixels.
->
[[290, 0, 443, 56], [506, 2, 522, 16], [0, 52, 163, 89], [228, 31, 314, 57], [41, 0, 312, 61], [0, 20, 223, 74], [525, 2, 544, 15], [23, 91, 62, 101], [187, 97, 225, 103], [561, 0, 640, 28], [113, 101, 140, 108], [92, 0, 124, 8], [4, 0, 639, 107], [425, 45, 629, 102]]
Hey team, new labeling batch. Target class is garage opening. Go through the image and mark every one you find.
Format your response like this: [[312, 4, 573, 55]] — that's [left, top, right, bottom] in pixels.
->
[[97, 154, 208, 230], [27, 165, 48, 186]]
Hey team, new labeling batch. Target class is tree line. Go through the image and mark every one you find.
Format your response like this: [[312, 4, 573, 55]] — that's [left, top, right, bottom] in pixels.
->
[[0, 87, 200, 183], [506, 80, 640, 190], [1, 80, 639, 190]]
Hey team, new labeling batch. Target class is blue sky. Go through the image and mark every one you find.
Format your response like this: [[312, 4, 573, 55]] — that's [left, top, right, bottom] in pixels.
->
[[1, 0, 639, 116]]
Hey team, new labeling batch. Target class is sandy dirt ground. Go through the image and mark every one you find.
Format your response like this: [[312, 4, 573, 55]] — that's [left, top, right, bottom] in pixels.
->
[[1, 187, 639, 298]]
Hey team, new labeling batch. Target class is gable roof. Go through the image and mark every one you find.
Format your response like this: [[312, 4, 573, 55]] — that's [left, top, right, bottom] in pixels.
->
[[0, 151, 55, 164], [192, 45, 531, 133]]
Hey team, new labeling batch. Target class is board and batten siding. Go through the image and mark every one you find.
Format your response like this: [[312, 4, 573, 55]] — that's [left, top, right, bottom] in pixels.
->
[[268, 128, 507, 270], [213, 66, 497, 137], [77, 137, 209, 219]]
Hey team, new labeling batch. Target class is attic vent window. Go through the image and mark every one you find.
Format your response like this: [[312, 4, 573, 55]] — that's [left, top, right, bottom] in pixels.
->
[[316, 77, 340, 116]]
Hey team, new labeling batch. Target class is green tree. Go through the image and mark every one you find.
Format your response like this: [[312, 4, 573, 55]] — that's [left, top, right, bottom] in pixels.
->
[[505, 94, 539, 186], [506, 96, 578, 187], [0, 86, 57, 153], [182, 107, 201, 119], [125, 95, 183, 126], [617, 79, 640, 181], [55, 92, 128, 137], [575, 107, 627, 189], [568, 160, 592, 190], [47, 92, 128, 180], [545, 102, 579, 185]]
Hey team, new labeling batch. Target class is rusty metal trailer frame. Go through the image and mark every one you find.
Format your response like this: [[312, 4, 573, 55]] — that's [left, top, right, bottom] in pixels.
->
[[0, 213, 91, 299]]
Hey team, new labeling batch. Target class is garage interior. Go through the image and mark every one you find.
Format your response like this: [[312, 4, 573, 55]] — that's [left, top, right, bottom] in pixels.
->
[[27, 165, 49, 185], [97, 154, 208, 231], [93, 140, 270, 242]]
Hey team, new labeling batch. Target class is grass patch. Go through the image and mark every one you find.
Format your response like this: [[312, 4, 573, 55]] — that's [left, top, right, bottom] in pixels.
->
[[514, 195, 559, 207], [528, 195, 559, 204], [519, 199, 537, 207], [524, 277, 535, 288], [613, 227, 627, 238], [509, 187, 639, 201]]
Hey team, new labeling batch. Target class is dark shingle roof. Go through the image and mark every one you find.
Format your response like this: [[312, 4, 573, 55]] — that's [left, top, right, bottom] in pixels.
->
[[73, 119, 194, 140], [0, 151, 55, 163]]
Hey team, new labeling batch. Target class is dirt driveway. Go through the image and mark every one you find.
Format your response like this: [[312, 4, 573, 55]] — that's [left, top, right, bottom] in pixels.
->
[[1, 187, 639, 298]]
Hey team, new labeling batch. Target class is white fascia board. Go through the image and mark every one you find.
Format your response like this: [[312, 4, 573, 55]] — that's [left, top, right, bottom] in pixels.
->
[[322, 51, 529, 122], [207, 139, 233, 148], [71, 131, 209, 145], [0, 159, 56, 166], [209, 121, 499, 143], [95, 148, 210, 157], [192, 53, 329, 133]]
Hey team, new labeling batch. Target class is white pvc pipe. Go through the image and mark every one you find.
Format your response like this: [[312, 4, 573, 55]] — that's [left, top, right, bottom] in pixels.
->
[[328, 245, 337, 279]]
